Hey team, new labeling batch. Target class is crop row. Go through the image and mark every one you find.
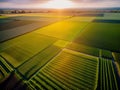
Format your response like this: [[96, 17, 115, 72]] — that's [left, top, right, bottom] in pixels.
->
[[28, 51, 98, 89], [97, 58, 119, 90]]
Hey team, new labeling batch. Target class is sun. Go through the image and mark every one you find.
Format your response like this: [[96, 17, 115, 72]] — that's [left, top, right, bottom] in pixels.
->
[[40, 0, 74, 9]]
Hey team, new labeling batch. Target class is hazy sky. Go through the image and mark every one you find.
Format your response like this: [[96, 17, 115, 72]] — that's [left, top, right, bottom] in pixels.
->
[[0, 0, 120, 8]]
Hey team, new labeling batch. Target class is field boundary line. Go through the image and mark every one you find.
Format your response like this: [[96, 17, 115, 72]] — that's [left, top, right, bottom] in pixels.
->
[[63, 48, 98, 60]]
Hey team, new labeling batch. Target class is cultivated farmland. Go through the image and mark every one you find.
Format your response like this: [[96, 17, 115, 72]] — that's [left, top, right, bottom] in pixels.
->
[[35, 21, 88, 41], [74, 22, 120, 52], [28, 49, 98, 90], [0, 32, 57, 67], [97, 58, 119, 90], [0, 12, 120, 90]]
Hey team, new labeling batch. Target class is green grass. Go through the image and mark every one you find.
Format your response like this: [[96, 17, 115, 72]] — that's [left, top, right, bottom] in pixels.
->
[[35, 21, 88, 41], [18, 45, 61, 79], [28, 50, 98, 89], [98, 58, 119, 90], [74, 22, 120, 52], [0, 32, 57, 67], [66, 42, 100, 57]]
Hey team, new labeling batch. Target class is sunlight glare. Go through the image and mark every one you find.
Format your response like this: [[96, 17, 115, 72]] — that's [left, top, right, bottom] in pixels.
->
[[41, 0, 74, 9]]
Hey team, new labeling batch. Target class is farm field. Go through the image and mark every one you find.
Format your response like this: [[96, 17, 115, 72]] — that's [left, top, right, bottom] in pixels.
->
[[0, 32, 57, 67], [0, 20, 36, 31], [28, 49, 98, 90], [0, 12, 120, 90], [0, 14, 70, 42], [35, 21, 88, 41], [96, 13, 120, 20], [65, 16, 95, 22], [97, 58, 119, 90], [74, 22, 120, 52]]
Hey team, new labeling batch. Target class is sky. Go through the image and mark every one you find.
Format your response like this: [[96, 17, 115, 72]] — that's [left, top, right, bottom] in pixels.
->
[[0, 0, 120, 9]]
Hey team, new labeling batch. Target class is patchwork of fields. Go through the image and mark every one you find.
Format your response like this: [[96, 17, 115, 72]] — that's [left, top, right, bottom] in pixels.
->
[[0, 13, 120, 90]]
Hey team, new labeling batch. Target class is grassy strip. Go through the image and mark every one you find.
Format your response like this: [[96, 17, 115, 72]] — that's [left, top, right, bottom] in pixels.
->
[[63, 48, 98, 60], [66, 42, 100, 57]]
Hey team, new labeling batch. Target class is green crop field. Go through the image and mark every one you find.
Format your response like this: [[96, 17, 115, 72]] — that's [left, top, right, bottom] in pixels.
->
[[98, 58, 119, 90], [0, 32, 57, 67], [18, 45, 61, 79], [0, 12, 120, 90], [35, 21, 88, 41], [28, 50, 98, 90], [74, 22, 120, 52], [66, 42, 100, 57]]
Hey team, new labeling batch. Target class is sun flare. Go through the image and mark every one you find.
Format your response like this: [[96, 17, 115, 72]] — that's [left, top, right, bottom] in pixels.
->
[[41, 0, 74, 9]]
